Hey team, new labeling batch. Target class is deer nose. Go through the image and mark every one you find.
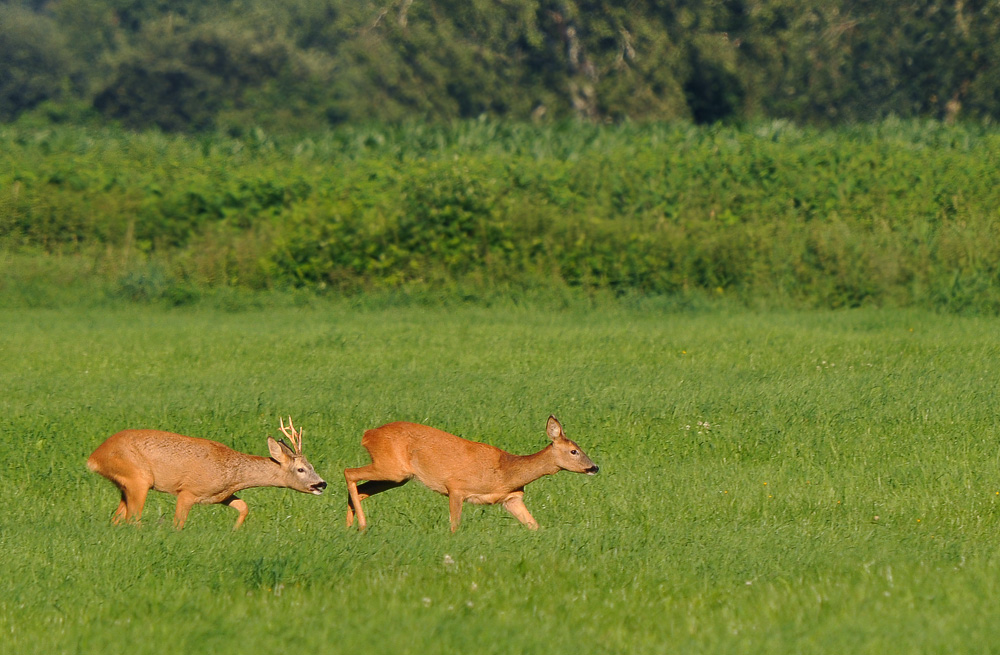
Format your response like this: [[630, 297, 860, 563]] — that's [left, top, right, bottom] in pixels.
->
[[586, 465, 599, 475]]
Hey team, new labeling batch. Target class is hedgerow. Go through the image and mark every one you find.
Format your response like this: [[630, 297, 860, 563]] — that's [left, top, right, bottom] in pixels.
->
[[2, 120, 999, 312]]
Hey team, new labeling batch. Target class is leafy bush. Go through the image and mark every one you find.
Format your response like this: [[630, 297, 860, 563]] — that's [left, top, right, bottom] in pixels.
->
[[2, 120, 999, 313]]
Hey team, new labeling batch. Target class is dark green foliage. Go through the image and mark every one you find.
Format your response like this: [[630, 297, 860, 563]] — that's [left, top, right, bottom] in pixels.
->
[[3, 0, 1000, 128], [91, 18, 324, 132], [0, 6, 73, 121]]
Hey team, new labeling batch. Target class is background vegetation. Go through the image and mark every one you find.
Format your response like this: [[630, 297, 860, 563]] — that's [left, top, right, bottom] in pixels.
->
[[3, 303, 1000, 654], [4, 2, 999, 312], [2, 0, 999, 131], [3, 120, 999, 313]]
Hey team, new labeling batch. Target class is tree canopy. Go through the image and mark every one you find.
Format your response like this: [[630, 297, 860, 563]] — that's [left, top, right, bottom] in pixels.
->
[[2, 0, 998, 131]]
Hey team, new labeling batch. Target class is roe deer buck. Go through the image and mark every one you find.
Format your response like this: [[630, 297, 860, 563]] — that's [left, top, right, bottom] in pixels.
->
[[344, 415, 598, 532], [87, 417, 327, 529]]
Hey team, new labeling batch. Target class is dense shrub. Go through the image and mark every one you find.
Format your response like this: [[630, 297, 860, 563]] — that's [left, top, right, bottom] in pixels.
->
[[1, 120, 999, 312]]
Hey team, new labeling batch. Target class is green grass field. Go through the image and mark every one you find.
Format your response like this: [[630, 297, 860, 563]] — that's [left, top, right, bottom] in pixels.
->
[[3, 300, 1000, 654]]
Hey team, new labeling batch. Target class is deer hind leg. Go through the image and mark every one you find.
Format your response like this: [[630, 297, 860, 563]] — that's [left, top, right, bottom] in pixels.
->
[[103, 466, 150, 525], [344, 465, 410, 530], [346, 480, 409, 527], [120, 478, 151, 525], [503, 494, 539, 530], [111, 490, 128, 525], [222, 495, 249, 530]]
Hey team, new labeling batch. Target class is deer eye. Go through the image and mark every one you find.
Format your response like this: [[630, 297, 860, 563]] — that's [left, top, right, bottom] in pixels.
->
[[570, 449, 578, 455], [297, 467, 306, 473]]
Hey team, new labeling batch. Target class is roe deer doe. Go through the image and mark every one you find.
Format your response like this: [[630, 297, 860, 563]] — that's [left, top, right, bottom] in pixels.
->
[[344, 415, 598, 532], [87, 417, 327, 529]]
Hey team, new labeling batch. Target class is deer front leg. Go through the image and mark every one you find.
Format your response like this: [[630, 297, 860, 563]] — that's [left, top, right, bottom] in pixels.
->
[[448, 493, 464, 532], [503, 494, 539, 530], [173, 491, 197, 530], [223, 495, 249, 530]]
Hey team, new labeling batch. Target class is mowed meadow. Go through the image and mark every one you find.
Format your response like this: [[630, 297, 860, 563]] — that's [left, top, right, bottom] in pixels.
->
[[3, 300, 1000, 654]]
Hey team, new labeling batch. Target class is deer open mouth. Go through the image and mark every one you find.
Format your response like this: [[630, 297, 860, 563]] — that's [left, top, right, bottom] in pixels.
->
[[310, 481, 328, 495]]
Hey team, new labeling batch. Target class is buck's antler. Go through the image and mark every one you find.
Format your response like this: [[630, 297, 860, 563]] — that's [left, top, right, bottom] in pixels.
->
[[279, 416, 303, 455]]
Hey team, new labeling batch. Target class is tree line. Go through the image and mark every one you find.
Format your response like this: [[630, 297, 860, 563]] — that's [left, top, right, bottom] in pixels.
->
[[2, 0, 998, 132]]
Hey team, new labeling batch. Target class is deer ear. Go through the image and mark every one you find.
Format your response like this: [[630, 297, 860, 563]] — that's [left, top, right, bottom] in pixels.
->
[[267, 437, 295, 463], [546, 416, 564, 442]]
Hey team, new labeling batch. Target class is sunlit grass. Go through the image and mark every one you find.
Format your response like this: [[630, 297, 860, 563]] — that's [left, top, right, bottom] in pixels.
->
[[2, 301, 1000, 653]]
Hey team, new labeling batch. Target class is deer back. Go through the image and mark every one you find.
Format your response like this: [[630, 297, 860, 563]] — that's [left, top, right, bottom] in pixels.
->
[[88, 430, 245, 494], [361, 421, 510, 494]]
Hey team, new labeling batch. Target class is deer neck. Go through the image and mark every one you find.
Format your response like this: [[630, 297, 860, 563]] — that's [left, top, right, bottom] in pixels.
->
[[501, 445, 560, 491], [229, 454, 285, 492]]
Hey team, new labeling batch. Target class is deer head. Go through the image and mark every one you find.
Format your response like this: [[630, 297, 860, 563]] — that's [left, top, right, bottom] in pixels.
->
[[546, 415, 599, 475], [268, 417, 327, 495]]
